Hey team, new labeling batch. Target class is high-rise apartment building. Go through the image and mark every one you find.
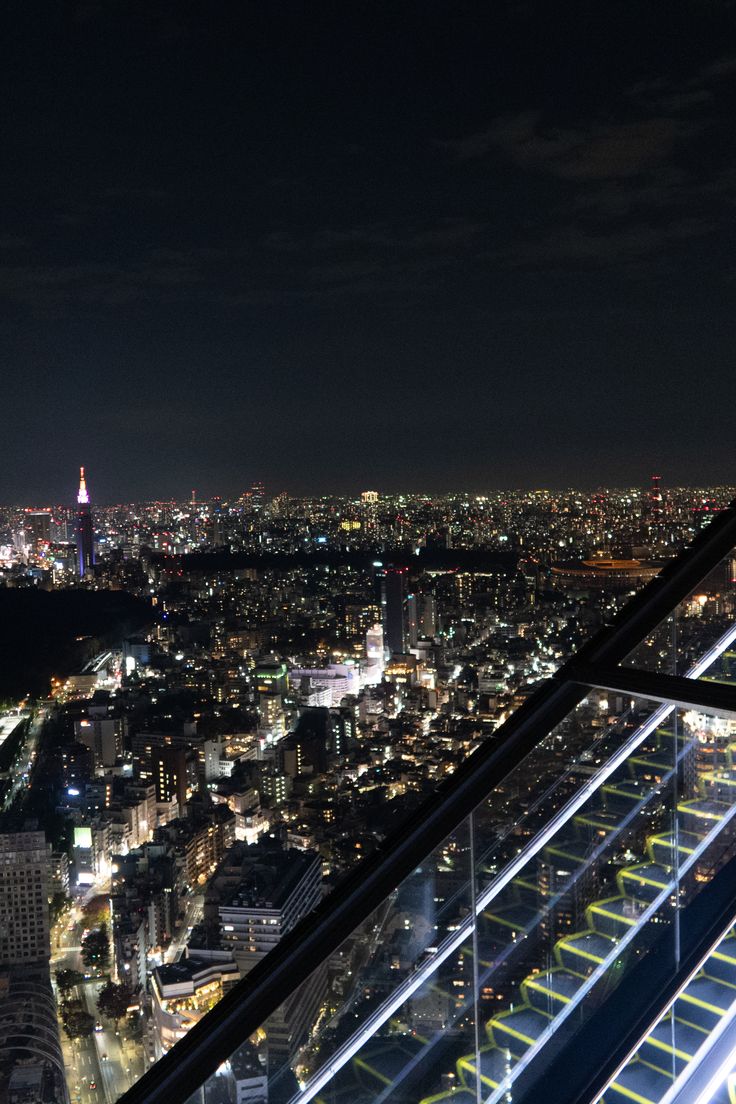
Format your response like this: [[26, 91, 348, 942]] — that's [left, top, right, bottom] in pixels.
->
[[74, 715, 123, 771], [0, 835, 63, 1102], [218, 845, 321, 973], [0, 831, 50, 967], [153, 745, 189, 808]]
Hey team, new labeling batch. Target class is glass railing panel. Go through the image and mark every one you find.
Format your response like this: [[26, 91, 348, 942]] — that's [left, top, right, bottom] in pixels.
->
[[420, 694, 680, 1103], [135, 693, 676, 1103], [185, 818, 476, 1104], [186, 689, 689, 1104], [622, 549, 736, 675]]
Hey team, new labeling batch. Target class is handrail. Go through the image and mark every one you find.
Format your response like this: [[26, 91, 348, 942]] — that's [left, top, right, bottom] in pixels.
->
[[117, 500, 736, 1104]]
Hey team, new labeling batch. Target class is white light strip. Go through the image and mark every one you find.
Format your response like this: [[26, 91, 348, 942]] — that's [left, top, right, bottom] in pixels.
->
[[687, 1031, 736, 1104], [288, 621, 736, 1104]]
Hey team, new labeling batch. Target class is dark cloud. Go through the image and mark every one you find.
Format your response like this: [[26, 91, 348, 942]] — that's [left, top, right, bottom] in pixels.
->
[[445, 113, 699, 181]]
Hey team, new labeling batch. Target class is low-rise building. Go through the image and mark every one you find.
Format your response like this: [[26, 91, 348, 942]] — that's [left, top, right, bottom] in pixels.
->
[[150, 953, 239, 1058]]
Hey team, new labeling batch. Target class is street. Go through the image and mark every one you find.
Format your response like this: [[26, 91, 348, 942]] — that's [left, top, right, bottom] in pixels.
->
[[52, 904, 143, 1103], [164, 893, 204, 963], [0, 707, 42, 812]]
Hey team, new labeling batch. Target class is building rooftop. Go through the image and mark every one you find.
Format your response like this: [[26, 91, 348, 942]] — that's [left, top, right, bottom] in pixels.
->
[[218, 844, 320, 912]]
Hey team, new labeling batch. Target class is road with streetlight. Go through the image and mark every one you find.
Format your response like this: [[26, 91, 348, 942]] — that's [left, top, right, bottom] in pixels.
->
[[0, 706, 44, 811], [52, 903, 142, 1102]]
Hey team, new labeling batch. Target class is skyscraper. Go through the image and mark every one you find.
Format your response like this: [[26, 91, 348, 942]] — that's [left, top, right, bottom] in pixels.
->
[[75, 465, 94, 577], [380, 567, 408, 656], [250, 481, 265, 511], [0, 831, 50, 967], [25, 510, 52, 551], [649, 472, 663, 520]]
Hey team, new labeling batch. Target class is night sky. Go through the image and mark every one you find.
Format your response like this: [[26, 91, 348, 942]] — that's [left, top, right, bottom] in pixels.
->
[[3, 1, 736, 502]]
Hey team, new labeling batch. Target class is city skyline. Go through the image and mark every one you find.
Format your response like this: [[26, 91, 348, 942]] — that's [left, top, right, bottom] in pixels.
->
[[3, 2, 736, 500], [3, 466, 736, 509]]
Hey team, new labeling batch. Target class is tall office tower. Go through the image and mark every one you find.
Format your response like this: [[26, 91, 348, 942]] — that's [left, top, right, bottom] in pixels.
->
[[419, 593, 438, 637], [380, 566, 408, 656], [360, 490, 379, 534], [211, 496, 225, 547], [406, 592, 419, 649], [25, 510, 52, 550], [250, 481, 265, 511], [0, 831, 51, 967], [75, 465, 95, 577], [648, 473, 664, 523]]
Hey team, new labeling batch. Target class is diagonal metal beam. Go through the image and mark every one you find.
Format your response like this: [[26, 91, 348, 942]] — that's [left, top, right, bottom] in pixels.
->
[[566, 663, 736, 716]]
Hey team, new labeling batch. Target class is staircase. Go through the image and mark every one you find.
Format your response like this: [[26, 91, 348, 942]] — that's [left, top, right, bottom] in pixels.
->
[[418, 725, 736, 1104]]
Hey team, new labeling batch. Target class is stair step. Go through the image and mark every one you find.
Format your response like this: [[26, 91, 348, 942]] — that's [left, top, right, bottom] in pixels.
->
[[586, 895, 649, 938], [678, 799, 731, 832], [522, 968, 583, 1011], [555, 929, 618, 973], [701, 769, 736, 802], [353, 1037, 425, 1088], [544, 837, 593, 866], [639, 1017, 708, 1076], [457, 1044, 515, 1090], [604, 1059, 673, 1104], [627, 752, 674, 781], [481, 901, 538, 942], [675, 975, 735, 1032], [647, 830, 703, 864], [487, 1006, 551, 1057], [706, 933, 736, 986], [617, 863, 671, 902], [602, 779, 653, 813]]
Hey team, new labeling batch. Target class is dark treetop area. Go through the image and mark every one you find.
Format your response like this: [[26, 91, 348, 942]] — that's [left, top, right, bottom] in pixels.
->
[[2, 0, 736, 502], [0, 589, 151, 699]]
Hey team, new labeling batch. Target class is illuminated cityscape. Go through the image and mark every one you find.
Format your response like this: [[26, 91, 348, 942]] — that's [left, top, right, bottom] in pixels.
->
[[3, 2, 736, 1103], [1, 474, 736, 1103]]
